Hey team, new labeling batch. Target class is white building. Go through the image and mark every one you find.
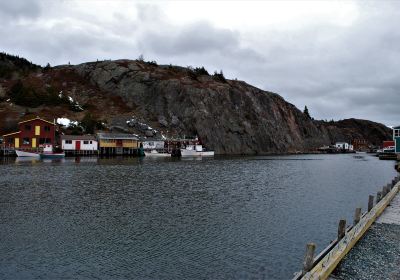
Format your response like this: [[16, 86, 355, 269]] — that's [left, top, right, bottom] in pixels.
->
[[61, 135, 98, 153], [142, 140, 165, 150], [335, 142, 353, 151]]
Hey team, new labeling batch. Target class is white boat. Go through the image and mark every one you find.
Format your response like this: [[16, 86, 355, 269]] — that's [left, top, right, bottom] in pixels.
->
[[15, 150, 40, 158], [144, 150, 171, 157], [40, 144, 65, 159], [181, 145, 214, 157], [16, 145, 65, 159]]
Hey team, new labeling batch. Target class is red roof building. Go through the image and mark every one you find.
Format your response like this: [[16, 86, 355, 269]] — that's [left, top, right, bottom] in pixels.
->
[[2, 117, 56, 150]]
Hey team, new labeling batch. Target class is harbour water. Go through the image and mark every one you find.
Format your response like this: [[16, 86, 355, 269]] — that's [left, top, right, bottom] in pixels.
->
[[0, 154, 397, 279]]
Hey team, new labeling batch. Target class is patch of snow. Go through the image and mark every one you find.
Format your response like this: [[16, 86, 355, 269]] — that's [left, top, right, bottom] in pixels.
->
[[6, 99, 10, 102], [57, 118, 78, 127], [68, 96, 74, 103]]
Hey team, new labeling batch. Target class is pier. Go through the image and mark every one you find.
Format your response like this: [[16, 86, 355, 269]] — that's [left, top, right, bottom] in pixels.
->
[[293, 175, 400, 280]]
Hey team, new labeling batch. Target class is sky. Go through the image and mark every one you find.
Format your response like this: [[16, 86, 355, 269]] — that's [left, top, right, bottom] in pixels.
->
[[0, 0, 399, 126]]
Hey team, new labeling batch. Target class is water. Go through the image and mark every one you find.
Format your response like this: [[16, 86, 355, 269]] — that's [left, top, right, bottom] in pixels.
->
[[0, 154, 397, 279]]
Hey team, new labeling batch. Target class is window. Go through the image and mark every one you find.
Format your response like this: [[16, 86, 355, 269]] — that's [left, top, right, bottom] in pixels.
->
[[89, 141, 92, 144], [83, 140, 89, 144], [25, 125, 31, 131], [395, 130, 400, 137], [65, 140, 72, 144], [39, 138, 51, 144], [44, 126, 51, 132], [23, 138, 30, 145]]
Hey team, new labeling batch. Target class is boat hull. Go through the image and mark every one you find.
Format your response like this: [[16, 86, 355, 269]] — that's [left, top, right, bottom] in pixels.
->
[[15, 150, 40, 158], [180, 149, 214, 157], [144, 151, 171, 157], [40, 153, 65, 159]]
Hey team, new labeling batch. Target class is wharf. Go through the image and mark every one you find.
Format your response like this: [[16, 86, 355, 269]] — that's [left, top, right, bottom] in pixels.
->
[[330, 192, 400, 279], [294, 175, 400, 280]]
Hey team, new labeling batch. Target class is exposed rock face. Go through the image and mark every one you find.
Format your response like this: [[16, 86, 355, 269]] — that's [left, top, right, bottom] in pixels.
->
[[75, 60, 333, 154], [0, 55, 392, 154]]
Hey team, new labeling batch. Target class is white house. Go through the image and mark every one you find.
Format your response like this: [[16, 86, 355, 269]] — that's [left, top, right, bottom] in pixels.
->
[[61, 135, 98, 152], [142, 139, 165, 150], [335, 142, 353, 151]]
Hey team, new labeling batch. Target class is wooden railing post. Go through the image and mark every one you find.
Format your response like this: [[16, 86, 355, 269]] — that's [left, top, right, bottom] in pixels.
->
[[368, 195, 374, 212], [338, 219, 346, 240], [302, 243, 316, 275], [382, 186, 387, 197], [376, 191, 382, 203], [353, 208, 361, 225]]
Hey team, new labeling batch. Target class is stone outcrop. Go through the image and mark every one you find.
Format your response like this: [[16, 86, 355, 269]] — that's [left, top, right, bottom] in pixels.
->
[[75, 60, 333, 154], [0, 55, 392, 154]]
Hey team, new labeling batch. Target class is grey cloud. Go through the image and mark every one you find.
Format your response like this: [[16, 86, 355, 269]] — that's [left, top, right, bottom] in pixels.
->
[[0, 1, 400, 126], [0, 0, 41, 20], [141, 22, 240, 56]]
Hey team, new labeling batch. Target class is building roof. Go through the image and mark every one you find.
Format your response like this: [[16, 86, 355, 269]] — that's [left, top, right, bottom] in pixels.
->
[[97, 132, 139, 140], [2, 131, 21, 137], [18, 116, 55, 125], [393, 125, 400, 129], [61, 135, 97, 141]]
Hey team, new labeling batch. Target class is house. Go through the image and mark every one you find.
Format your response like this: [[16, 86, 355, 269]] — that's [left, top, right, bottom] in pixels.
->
[[393, 126, 400, 153], [383, 140, 395, 152], [2, 117, 56, 150], [142, 139, 165, 151], [61, 135, 98, 155], [335, 142, 353, 151], [352, 139, 369, 151], [97, 133, 139, 155]]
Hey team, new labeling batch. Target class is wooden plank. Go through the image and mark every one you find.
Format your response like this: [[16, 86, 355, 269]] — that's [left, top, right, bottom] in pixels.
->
[[300, 183, 400, 280]]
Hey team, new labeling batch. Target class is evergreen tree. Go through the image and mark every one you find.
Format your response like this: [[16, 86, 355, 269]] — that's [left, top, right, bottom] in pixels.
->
[[303, 106, 311, 119]]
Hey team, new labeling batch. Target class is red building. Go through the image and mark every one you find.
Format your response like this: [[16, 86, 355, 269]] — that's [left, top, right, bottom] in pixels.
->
[[2, 117, 56, 150], [351, 139, 369, 151], [383, 140, 395, 149]]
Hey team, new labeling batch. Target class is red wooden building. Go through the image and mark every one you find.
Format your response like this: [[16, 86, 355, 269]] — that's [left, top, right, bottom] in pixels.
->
[[2, 117, 56, 150]]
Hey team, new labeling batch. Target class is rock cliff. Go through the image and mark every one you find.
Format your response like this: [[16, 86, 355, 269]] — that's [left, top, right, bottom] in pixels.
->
[[0, 55, 392, 154]]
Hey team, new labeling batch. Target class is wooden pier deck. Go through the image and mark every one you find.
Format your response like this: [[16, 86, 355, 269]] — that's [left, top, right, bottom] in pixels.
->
[[294, 175, 400, 280], [329, 190, 400, 279]]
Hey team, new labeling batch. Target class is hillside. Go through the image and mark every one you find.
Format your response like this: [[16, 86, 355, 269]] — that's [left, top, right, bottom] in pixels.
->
[[0, 54, 392, 154]]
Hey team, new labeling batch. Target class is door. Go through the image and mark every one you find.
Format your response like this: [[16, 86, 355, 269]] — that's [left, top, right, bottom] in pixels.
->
[[15, 138, 19, 148], [35, 126, 40, 136], [396, 138, 400, 153], [32, 138, 36, 148], [75, 141, 81, 151], [116, 139, 123, 147]]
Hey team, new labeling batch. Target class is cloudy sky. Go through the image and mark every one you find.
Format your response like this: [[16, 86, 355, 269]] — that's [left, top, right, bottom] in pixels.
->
[[1, 0, 399, 126]]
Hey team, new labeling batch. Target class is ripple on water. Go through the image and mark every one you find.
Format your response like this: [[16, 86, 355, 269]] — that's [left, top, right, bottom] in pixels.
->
[[0, 154, 397, 279]]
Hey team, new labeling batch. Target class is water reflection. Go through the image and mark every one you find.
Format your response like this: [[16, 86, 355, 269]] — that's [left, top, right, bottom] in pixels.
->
[[0, 154, 397, 280]]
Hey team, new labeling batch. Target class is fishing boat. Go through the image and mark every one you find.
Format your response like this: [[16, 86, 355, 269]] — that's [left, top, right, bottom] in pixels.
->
[[181, 144, 214, 157], [144, 150, 171, 157], [15, 150, 40, 158], [40, 144, 65, 159]]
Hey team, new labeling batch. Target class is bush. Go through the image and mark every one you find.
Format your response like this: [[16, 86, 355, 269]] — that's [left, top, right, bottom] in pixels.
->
[[9, 81, 70, 108], [213, 70, 226, 83], [80, 113, 105, 134], [194, 67, 209, 76]]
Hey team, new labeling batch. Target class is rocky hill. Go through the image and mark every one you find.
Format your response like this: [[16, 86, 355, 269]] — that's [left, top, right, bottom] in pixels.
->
[[0, 54, 392, 154]]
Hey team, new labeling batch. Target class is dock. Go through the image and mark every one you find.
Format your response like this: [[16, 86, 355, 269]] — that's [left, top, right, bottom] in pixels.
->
[[330, 190, 400, 279], [293, 175, 400, 280]]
